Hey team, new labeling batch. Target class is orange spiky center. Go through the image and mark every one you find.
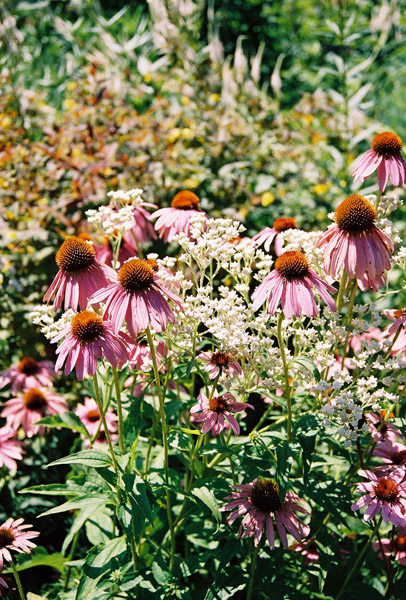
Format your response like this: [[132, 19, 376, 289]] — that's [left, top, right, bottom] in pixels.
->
[[335, 194, 376, 233], [0, 527, 14, 548], [18, 357, 39, 375], [86, 409, 100, 422], [118, 259, 155, 293], [208, 395, 229, 413], [171, 190, 200, 210], [375, 478, 398, 502], [394, 537, 406, 552], [273, 217, 298, 233], [250, 479, 282, 513], [275, 251, 309, 280], [56, 237, 96, 274], [23, 388, 47, 411], [211, 352, 231, 368], [71, 311, 104, 343], [372, 132, 402, 158]]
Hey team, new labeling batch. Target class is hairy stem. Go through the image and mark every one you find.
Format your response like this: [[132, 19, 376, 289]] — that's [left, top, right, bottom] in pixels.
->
[[10, 557, 26, 600], [277, 312, 293, 441]]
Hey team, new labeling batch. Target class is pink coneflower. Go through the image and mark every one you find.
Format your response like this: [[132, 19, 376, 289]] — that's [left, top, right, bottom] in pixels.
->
[[89, 258, 182, 339], [43, 236, 115, 312], [351, 132, 406, 192], [373, 438, 406, 475], [0, 428, 23, 471], [350, 327, 385, 354], [124, 200, 157, 245], [190, 389, 253, 436], [365, 412, 402, 443], [373, 536, 406, 565], [74, 397, 117, 443], [0, 357, 54, 394], [197, 351, 243, 380], [0, 518, 39, 569], [52, 311, 130, 381], [316, 194, 393, 292], [1, 387, 68, 438], [383, 309, 406, 355], [152, 191, 206, 243], [251, 251, 337, 318], [252, 217, 298, 255], [128, 339, 166, 371], [351, 468, 406, 526], [293, 541, 320, 563], [222, 479, 310, 548]]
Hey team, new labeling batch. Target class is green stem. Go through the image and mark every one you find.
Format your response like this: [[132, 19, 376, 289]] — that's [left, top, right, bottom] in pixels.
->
[[375, 190, 382, 217], [112, 367, 125, 455], [92, 373, 122, 492], [277, 312, 292, 441], [336, 516, 382, 600], [146, 326, 175, 572], [384, 325, 402, 358], [336, 269, 349, 313], [10, 557, 26, 600], [246, 543, 260, 600]]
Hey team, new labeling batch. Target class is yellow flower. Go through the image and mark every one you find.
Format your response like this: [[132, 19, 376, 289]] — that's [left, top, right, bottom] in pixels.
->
[[4, 210, 15, 220], [64, 98, 77, 111], [183, 178, 199, 189], [261, 192, 274, 207], [167, 129, 181, 143], [182, 128, 193, 139], [313, 183, 330, 196], [181, 96, 190, 106], [66, 82, 77, 91], [209, 93, 220, 103], [144, 73, 152, 83]]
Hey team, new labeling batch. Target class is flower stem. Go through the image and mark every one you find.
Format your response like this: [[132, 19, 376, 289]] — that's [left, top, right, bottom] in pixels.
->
[[246, 542, 260, 600], [277, 312, 293, 441], [336, 516, 382, 600], [112, 367, 125, 455], [10, 557, 26, 600], [92, 373, 121, 487], [336, 269, 348, 313], [146, 326, 175, 572]]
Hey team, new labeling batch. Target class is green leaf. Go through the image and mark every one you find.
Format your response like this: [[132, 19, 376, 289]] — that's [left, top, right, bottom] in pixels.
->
[[191, 486, 221, 522], [27, 595, 48, 600], [296, 415, 318, 485], [123, 474, 154, 523], [37, 411, 91, 439], [76, 536, 127, 600], [291, 356, 321, 381], [47, 449, 112, 469], [9, 549, 66, 575], [39, 495, 110, 517], [276, 441, 301, 502]]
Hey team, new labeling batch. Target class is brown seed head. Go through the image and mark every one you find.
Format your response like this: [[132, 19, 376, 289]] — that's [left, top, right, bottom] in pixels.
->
[[275, 251, 309, 280], [392, 450, 406, 466], [335, 194, 376, 233], [394, 536, 406, 552], [118, 259, 155, 293], [18, 357, 39, 376], [250, 479, 282, 513], [375, 478, 398, 502], [210, 352, 231, 368], [23, 388, 47, 411], [208, 395, 229, 413], [273, 217, 298, 233], [171, 190, 200, 210], [56, 237, 96, 274], [71, 311, 104, 343], [372, 132, 402, 158], [86, 409, 100, 422], [0, 527, 14, 549]]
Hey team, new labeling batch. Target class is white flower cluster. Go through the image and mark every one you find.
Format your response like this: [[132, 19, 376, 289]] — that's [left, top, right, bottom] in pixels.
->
[[29, 305, 76, 339], [277, 229, 326, 274], [321, 391, 366, 447], [107, 188, 145, 206], [86, 204, 134, 236]]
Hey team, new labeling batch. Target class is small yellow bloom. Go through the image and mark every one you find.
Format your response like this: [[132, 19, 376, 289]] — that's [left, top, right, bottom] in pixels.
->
[[167, 128, 181, 143], [66, 82, 77, 91], [183, 178, 199, 189], [27, 245, 34, 254], [238, 207, 249, 218], [144, 73, 152, 83], [4, 210, 15, 220], [181, 96, 190, 106], [209, 93, 220, 103], [182, 128, 193, 139], [0, 116, 12, 129], [261, 192, 274, 207], [0, 274, 3, 285], [64, 98, 77, 111], [313, 183, 330, 196], [71, 148, 82, 158]]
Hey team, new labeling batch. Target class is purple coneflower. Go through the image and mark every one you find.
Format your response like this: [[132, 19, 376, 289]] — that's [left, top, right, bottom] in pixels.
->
[[1, 388, 68, 438], [351, 132, 406, 192], [222, 479, 310, 548], [351, 469, 406, 526], [74, 397, 117, 445], [197, 351, 243, 380], [383, 309, 406, 355], [0, 518, 39, 569], [52, 311, 130, 381], [43, 236, 115, 312], [90, 258, 182, 339], [364, 412, 402, 443], [190, 389, 252, 436], [252, 250, 337, 318], [317, 194, 393, 291], [0, 357, 54, 394], [252, 217, 298, 255], [0, 427, 23, 471], [373, 438, 406, 475], [373, 536, 406, 565], [152, 191, 206, 243]]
